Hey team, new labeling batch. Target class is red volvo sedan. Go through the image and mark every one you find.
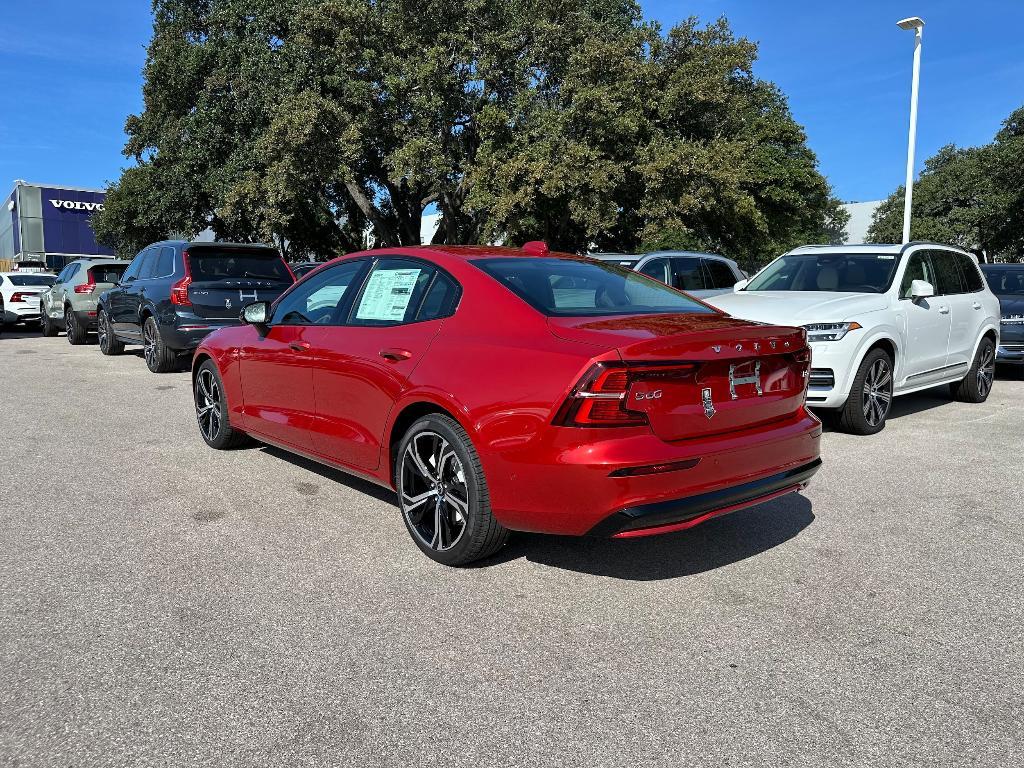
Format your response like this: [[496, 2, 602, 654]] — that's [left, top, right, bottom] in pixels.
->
[[192, 244, 821, 565]]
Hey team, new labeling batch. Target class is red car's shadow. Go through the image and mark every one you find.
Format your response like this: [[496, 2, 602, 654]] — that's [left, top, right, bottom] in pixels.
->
[[260, 444, 814, 580]]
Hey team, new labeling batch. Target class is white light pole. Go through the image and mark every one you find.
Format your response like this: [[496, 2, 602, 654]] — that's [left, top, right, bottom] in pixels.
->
[[897, 16, 924, 244]]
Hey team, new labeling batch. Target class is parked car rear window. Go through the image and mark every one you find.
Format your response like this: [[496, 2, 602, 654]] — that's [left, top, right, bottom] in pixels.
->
[[981, 264, 1024, 295], [474, 257, 714, 317], [89, 265, 128, 284], [7, 274, 55, 286], [188, 249, 291, 283], [745, 253, 900, 293]]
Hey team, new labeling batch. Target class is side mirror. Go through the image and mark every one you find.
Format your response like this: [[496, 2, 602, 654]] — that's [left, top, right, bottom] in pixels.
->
[[241, 301, 270, 325], [910, 279, 935, 301], [733, 279, 749, 292]]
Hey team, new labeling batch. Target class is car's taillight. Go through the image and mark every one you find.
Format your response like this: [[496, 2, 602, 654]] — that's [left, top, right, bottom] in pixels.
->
[[8, 292, 31, 303], [75, 273, 96, 294], [554, 362, 696, 428], [170, 250, 192, 306]]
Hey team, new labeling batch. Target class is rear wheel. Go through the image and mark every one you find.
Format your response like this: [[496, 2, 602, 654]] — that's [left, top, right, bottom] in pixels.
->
[[951, 337, 996, 403], [143, 316, 177, 373], [65, 307, 87, 345], [194, 359, 249, 449], [97, 310, 124, 355], [40, 308, 57, 337], [396, 414, 509, 566], [838, 348, 893, 435]]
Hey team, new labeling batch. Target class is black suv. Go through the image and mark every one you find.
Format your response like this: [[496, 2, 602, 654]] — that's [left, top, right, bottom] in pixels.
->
[[97, 241, 295, 372]]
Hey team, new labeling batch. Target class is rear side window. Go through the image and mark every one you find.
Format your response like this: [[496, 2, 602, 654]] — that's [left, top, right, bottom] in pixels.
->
[[417, 273, 460, 320], [703, 259, 736, 289], [474, 257, 713, 317], [671, 257, 707, 291], [188, 249, 291, 283], [930, 251, 965, 295], [954, 253, 984, 292], [352, 259, 434, 325], [151, 247, 175, 279]]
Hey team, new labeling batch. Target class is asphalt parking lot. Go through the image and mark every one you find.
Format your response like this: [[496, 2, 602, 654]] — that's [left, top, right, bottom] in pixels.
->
[[1, 328, 1021, 767]]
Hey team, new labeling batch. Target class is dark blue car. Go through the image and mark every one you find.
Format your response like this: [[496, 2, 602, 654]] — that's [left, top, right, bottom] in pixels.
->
[[97, 241, 295, 372], [981, 263, 1024, 366]]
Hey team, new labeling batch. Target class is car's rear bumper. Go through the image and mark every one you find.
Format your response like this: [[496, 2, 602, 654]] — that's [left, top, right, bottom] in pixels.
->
[[587, 459, 821, 537], [162, 317, 240, 351], [485, 409, 822, 536], [996, 342, 1024, 363]]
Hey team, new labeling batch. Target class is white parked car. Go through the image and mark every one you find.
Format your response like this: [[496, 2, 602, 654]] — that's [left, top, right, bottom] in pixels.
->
[[1, 272, 56, 329], [709, 243, 1000, 434], [589, 251, 746, 299]]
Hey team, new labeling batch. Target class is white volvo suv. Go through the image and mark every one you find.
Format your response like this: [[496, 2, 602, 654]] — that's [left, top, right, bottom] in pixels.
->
[[710, 243, 1000, 434]]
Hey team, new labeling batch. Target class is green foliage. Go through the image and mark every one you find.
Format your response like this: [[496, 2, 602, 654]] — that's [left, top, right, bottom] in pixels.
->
[[95, 0, 844, 269], [868, 105, 1024, 261]]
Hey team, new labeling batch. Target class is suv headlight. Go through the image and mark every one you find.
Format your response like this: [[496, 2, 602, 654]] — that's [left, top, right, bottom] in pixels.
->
[[803, 322, 862, 342]]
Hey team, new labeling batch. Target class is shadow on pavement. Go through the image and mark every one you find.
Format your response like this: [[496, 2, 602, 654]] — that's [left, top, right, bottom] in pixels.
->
[[258, 444, 399, 506]]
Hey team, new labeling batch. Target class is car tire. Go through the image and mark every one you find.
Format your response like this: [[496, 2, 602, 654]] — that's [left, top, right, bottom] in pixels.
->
[[65, 307, 87, 345], [950, 337, 996, 403], [143, 316, 177, 373], [194, 359, 249, 450], [40, 308, 58, 337], [838, 348, 894, 436], [97, 309, 124, 355], [395, 413, 509, 566]]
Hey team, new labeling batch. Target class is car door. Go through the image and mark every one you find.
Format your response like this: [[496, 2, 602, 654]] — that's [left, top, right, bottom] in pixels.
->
[[238, 259, 369, 451], [308, 257, 459, 472], [897, 249, 951, 382], [929, 249, 973, 370], [109, 249, 151, 335], [950, 251, 989, 368], [48, 264, 73, 316]]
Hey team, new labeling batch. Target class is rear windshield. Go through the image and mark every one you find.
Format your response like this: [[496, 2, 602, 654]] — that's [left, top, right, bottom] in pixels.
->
[[188, 249, 291, 282], [746, 252, 900, 293], [7, 274, 55, 286], [981, 265, 1024, 296], [89, 264, 128, 283], [473, 257, 714, 317]]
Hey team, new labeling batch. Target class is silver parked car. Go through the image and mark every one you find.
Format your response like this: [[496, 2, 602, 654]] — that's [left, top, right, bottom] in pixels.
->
[[40, 258, 130, 344], [588, 250, 746, 299]]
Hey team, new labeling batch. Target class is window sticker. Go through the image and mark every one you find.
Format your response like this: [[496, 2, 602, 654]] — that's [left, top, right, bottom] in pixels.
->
[[356, 268, 423, 321]]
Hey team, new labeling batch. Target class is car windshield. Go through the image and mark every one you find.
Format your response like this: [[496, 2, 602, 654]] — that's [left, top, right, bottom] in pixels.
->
[[7, 274, 55, 286], [473, 257, 714, 317], [980, 265, 1024, 296], [188, 249, 291, 282], [745, 252, 901, 293]]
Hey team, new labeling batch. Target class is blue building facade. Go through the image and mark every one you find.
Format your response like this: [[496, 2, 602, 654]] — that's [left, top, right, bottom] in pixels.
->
[[1, 182, 114, 269]]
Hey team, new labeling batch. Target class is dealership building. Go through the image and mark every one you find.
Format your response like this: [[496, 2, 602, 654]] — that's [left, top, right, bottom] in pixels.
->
[[0, 181, 114, 270]]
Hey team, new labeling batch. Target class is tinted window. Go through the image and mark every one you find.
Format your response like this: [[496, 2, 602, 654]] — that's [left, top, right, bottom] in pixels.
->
[[188, 248, 291, 283], [981, 265, 1024, 296], [955, 253, 984, 292], [703, 258, 736, 289], [56, 265, 73, 283], [638, 258, 669, 283], [417, 273, 460, 321], [273, 260, 365, 326], [747, 252, 900, 293], [671, 257, 707, 291], [151, 247, 175, 279], [474, 257, 713, 317], [352, 259, 434, 325], [930, 250, 965, 295], [89, 264, 128, 284], [120, 251, 147, 282], [900, 252, 935, 299], [7, 274, 55, 286]]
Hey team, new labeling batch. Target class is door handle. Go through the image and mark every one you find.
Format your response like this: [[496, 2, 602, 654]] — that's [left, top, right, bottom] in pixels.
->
[[938, 306, 950, 314], [379, 348, 413, 362], [289, 341, 311, 352]]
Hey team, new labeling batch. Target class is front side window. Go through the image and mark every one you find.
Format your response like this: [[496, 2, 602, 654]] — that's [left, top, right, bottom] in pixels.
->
[[273, 260, 366, 326], [747, 252, 901, 294], [900, 252, 935, 298], [671, 257, 707, 291], [474, 257, 714, 317], [930, 250, 965, 295]]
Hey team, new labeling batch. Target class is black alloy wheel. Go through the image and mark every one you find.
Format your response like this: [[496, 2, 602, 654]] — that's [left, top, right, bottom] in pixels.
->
[[97, 310, 124, 355], [143, 316, 177, 373], [65, 307, 86, 345], [193, 360, 248, 449]]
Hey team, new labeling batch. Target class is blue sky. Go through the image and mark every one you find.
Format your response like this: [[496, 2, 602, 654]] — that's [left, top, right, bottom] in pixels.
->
[[1, 1, 1021, 202]]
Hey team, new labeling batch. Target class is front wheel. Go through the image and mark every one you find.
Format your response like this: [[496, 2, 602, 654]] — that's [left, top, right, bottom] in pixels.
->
[[951, 337, 996, 403], [838, 348, 893, 435], [40, 308, 57, 337], [97, 310, 124, 355], [396, 414, 509, 566], [143, 316, 177, 373], [194, 359, 249, 449]]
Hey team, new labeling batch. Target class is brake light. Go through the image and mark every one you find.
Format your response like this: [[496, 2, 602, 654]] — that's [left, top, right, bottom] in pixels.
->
[[170, 250, 192, 306], [75, 271, 96, 293], [554, 362, 697, 427], [9, 292, 32, 303]]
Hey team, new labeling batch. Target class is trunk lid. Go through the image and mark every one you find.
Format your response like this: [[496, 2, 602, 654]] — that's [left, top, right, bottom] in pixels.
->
[[185, 247, 294, 320], [549, 314, 810, 440]]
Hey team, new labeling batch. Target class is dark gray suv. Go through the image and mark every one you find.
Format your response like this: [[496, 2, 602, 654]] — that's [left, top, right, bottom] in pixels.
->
[[96, 241, 295, 372]]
